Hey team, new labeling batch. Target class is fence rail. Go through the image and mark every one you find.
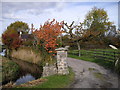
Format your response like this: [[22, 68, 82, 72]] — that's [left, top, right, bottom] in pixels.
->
[[68, 50, 120, 62]]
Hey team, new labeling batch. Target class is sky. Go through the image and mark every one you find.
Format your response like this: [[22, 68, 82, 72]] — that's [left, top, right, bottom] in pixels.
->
[[0, 0, 120, 36]]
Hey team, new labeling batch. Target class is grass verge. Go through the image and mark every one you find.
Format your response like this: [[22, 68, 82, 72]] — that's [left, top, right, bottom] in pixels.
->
[[68, 48, 120, 70], [68, 54, 114, 69], [16, 67, 75, 88]]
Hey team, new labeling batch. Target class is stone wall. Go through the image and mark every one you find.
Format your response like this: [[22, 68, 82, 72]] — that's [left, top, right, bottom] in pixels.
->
[[42, 63, 57, 77], [42, 46, 69, 77]]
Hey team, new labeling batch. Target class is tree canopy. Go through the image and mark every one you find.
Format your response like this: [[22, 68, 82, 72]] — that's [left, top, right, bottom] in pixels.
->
[[34, 19, 63, 56], [84, 7, 113, 37], [7, 21, 29, 34], [2, 29, 21, 50]]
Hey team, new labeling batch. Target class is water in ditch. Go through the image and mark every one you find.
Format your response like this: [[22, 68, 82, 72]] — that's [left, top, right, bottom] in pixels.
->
[[3, 58, 43, 85]]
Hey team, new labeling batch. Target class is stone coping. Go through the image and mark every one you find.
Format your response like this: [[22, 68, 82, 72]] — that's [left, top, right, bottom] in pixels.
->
[[55, 46, 69, 51]]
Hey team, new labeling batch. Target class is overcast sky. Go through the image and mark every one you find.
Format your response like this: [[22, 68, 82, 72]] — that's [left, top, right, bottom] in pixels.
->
[[0, 0, 119, 36]]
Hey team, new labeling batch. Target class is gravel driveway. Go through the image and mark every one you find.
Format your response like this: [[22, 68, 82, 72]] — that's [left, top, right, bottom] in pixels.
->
[[67, 57, 119, 88]]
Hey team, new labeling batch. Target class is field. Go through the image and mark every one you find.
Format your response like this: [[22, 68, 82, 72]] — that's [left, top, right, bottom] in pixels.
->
[[68, 49, 120, 70]]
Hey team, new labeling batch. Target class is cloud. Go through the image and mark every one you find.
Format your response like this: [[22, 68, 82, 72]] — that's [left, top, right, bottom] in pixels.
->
[[2, 2, 67, 20], [117, 3, 119, 28], [1, 2, 118, 35], [2, 2, 57, 13], [1, 0, 120, 2]]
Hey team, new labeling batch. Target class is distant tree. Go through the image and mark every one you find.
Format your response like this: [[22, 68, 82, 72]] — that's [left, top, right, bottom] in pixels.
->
[[84, 7, 113, 39], [7, 21, 29, 34], [62, 21, 85, 56], [34, 19, 63, 56], [60, 33, 69, 48], [106, 25, 117, 37]]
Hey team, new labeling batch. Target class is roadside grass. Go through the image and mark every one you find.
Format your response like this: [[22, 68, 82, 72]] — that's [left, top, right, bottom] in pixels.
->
[[91, 48, 118, 52], [17, 67, 75, 88], [69, 48, 119, 58], [33, 68, 74, 88], [70, 48, 119, 52], [68, 50, 115, 69], [70, 49, 119, 56]]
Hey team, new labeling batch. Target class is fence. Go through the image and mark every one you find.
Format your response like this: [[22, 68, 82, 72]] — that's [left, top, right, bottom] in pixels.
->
[[68, 49, 120, 62]]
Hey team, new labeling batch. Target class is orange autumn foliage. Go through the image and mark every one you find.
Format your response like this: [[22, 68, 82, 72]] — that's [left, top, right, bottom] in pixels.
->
[[34, 19, 63, 55]]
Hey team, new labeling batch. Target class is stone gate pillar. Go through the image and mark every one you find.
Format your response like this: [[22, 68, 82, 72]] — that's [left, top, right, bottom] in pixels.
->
[[55, 46, 69, 75]]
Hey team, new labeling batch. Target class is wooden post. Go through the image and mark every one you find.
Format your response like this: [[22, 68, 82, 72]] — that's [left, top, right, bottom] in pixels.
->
[[114, 52, 116, 61]]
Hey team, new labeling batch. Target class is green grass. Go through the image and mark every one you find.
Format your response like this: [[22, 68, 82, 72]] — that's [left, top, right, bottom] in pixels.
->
[[68, 54, 114, 69], [17, 67, 75, 88], [69, 48, 120, 72], [92, 48, 119, 52], [69, 48, 119, 52], [32, 68, 74, 88], [93, 72, 105, 81], [68, 48, 119, 70]]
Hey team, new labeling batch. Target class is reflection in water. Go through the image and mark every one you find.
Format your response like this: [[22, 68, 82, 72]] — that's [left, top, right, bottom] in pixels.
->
[[15, 74, 35, 85], [11, 58, 42, 85], [0, 49, 6, 56]]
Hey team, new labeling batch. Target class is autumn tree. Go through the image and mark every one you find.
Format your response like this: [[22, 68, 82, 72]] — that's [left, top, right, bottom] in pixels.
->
[[7, 21, 29, 34], [2, 29, 22, 57], [34, 19, 63, 56]]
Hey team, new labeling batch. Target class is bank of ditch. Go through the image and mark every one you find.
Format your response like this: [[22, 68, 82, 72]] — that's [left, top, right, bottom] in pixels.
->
[[2, 46, 75, 88], [3, 67, 75, 88], [11, 46, 56, 66], [29, 67, 75, 88], [2, 56, 20, 84]]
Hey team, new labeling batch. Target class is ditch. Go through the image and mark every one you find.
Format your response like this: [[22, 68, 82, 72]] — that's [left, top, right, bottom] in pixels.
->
[[2, 57, 43, 85]]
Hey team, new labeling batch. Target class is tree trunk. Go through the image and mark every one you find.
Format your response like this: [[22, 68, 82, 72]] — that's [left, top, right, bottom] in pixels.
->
[[6, 49, 9, 58], [77, 42, 81, 57], [6, 48, 11, 59], [60, 36, 62, 47]]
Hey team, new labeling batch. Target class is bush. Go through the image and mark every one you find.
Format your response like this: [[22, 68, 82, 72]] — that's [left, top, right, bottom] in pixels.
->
[[22, 40, 34, 47], [36, 45, 56, 66]]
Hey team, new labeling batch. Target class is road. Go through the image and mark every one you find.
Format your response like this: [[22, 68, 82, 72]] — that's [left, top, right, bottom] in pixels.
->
[[67, 57, 119, 88]]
